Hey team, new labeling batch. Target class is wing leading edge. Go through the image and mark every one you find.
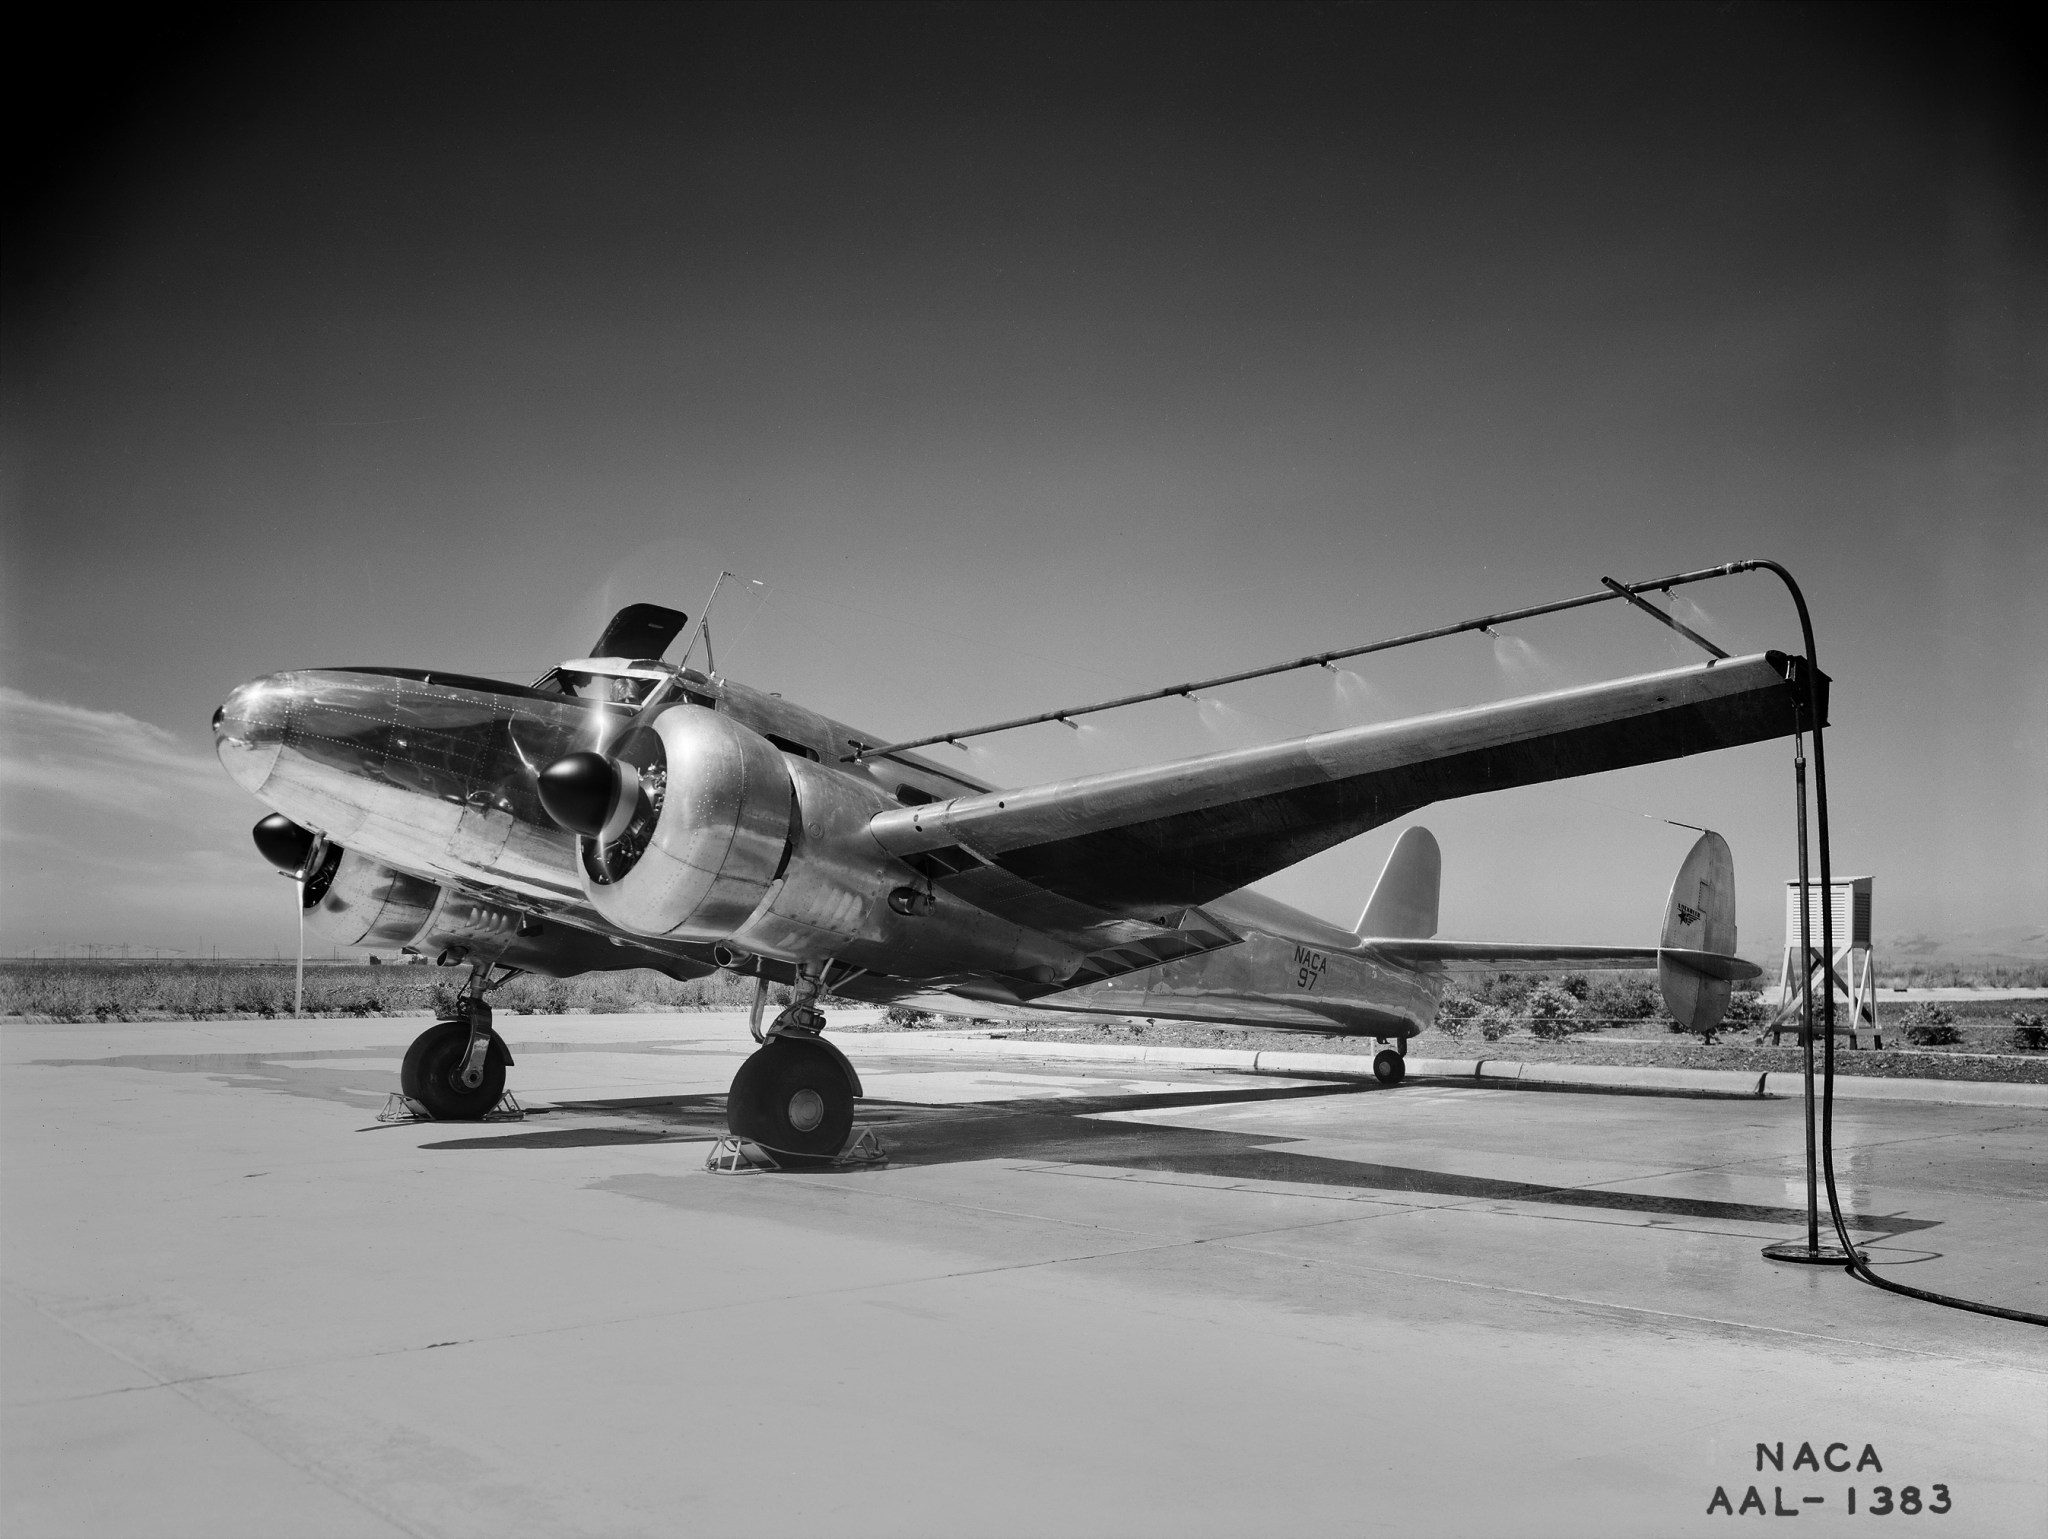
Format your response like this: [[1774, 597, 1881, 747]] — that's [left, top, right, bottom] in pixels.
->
[[870, 651, 1813, 921]]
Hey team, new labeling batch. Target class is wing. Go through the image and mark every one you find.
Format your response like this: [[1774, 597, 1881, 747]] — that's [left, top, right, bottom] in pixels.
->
[[870, 651, 1811, 925]]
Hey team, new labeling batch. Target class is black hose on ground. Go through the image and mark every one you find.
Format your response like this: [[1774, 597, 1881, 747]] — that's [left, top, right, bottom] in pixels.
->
[[1750, 558, 2046, 1328]]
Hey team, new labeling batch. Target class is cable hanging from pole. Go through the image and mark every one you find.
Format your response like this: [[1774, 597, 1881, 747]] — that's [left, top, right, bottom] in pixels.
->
[[1750, 558, 2045, 1328]]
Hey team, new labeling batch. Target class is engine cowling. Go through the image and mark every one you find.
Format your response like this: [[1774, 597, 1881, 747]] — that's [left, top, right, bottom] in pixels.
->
[[304, 848, 444, 948], [575, 706, 797, 939]]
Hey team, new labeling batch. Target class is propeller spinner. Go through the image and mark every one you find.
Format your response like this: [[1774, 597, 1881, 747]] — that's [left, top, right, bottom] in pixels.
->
[[537, 752, 642, 843], [252, 813, 317, 874]]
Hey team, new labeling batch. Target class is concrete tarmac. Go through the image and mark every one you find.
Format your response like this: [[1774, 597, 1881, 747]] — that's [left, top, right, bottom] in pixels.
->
[[5, 1011, 2044, 1538]]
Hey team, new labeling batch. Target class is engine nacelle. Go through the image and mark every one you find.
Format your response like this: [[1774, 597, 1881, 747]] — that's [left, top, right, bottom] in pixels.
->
[[303, 847, 443, 949], [580, 706, 798, 939]]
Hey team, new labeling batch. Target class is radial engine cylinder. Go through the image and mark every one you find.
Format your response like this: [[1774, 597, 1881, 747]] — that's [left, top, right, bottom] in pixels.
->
[[579, 705, 796, 939]]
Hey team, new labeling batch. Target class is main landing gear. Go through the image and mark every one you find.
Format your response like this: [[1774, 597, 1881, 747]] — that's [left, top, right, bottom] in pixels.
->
[[400, 964, 516, 1120], [725, 966, 864, 1160], [1372, 1039, 1408, 1087]]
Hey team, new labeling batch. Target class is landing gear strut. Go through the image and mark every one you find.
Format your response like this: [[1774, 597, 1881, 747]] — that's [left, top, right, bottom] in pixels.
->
[[400, 963, 516, 1120], [725, 964, 864, 1159]]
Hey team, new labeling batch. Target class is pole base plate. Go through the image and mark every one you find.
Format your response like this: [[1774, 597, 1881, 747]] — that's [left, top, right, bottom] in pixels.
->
[[1762, 1240, 1866, 1266]]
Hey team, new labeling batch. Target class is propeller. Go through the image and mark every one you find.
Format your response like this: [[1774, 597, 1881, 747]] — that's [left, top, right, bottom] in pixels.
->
[[537, 751, 642, 842]]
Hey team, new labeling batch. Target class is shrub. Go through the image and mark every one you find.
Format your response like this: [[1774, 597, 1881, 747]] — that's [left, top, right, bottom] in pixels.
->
[[1722, 986, 1771, 1033], [883, 1005, 936, 1028], [1900, 1001, 1959, 1047], [1474, 1005, 1512, 1042], [1559, 973, 1590, 1000], [1525, 986, 1582, 1040], [1434, 994, 1481, 1040], [2009, 1011, 2047, 1052], [1585, 976, 1659, 1022], [1473, 972, 1538, 1011]]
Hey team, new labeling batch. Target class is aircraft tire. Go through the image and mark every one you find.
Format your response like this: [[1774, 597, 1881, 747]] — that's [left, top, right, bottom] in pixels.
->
[[1372, 1048, 1406, 1087], [727, 1037, 855, 1158], [401, 1020, 507, 1120]]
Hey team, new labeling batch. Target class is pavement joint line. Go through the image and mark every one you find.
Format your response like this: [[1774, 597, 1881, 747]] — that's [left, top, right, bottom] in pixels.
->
[[1190, 1237, 2046, 1367], [1222, 1138, 1936, 1230], [0, 1285, 433, 1539], [1373, 1196, 1833, 1242]]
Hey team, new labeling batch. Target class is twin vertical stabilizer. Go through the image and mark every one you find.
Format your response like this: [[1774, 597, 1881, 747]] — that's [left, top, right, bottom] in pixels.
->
[[1657, 831, 1738, 1031], [1351, 825, 1754, 1038]]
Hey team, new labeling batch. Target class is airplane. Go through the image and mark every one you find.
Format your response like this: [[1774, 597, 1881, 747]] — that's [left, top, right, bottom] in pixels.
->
[[214, 599, 1790, 1158]]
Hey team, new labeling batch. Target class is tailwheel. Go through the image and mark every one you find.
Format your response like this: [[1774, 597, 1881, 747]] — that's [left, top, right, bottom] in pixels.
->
[[401, 1019, 508, 1120], [1372, 1047, 1407, 1087], [726, 1036, 856, 1158]]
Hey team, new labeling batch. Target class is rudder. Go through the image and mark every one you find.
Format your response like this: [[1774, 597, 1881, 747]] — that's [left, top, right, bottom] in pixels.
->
[[1357, 826, 1440, 939]]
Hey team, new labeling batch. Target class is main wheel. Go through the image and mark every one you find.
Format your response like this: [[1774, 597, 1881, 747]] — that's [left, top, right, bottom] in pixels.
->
[[1372, 1047, 1406, 1086], [726, 1038, 855, 1158], [401, 1020, 506, 1121]]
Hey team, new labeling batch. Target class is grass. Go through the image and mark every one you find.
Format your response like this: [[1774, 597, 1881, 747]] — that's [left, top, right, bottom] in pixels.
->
[[1875, 960, 2048, 990], [0, 961, 780, 1022]]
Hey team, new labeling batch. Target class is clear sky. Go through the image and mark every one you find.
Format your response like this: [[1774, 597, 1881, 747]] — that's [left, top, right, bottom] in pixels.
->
[[3, 2, 2042, 962]]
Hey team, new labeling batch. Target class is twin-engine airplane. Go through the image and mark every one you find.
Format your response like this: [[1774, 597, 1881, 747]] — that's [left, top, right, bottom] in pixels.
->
[[215, 599, 1789, 1157]]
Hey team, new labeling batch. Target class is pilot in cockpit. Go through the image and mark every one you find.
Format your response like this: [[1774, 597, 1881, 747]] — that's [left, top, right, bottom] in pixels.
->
[[607, 675, 656, 707], [541, 668, 656, 705]]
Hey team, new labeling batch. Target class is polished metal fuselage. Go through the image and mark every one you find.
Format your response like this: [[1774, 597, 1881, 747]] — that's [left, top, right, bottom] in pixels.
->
[[213, 664, 1440, 1037]]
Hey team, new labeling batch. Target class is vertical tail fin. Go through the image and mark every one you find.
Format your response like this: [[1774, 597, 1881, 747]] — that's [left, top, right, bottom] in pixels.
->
[[1658, 830, 1738, 1032], [1357, 826, 1441, 938]]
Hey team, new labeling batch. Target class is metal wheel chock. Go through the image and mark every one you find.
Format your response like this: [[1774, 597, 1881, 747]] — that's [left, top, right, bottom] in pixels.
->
[[704, 1126, 887, 1173], [705, 1136, 782, 1173], [377, 1092, 434, 1123], [375, 1089, 525, 1124], [832, 1126, 888, 1169]]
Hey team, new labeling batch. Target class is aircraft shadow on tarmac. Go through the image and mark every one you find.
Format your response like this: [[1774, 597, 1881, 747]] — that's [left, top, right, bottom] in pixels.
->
[[31, 1047, 1933, 1239], [424, 1082, 1936, 1239]]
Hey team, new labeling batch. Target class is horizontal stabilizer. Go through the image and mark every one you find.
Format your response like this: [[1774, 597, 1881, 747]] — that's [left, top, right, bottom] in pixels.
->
[[1360, 939, 1760, 980], [1658, 946, 1759, 982], [1363, 940, 1664, 971]]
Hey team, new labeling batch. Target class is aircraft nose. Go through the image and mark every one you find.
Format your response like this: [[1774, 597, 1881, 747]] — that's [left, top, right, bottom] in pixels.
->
[[213, 675, 289, 794]]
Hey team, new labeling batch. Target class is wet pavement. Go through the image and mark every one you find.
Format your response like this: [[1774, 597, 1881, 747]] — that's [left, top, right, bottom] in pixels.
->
[[5, 1011, 2044, 1537]]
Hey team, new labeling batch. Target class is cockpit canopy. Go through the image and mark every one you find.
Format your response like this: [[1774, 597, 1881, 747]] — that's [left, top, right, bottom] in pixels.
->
[[533, 657, 675, 706], [534, 602, 699, 704]]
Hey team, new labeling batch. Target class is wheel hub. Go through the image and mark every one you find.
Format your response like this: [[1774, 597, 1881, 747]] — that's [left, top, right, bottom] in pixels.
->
[[787, 1088, 825, 1132]]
